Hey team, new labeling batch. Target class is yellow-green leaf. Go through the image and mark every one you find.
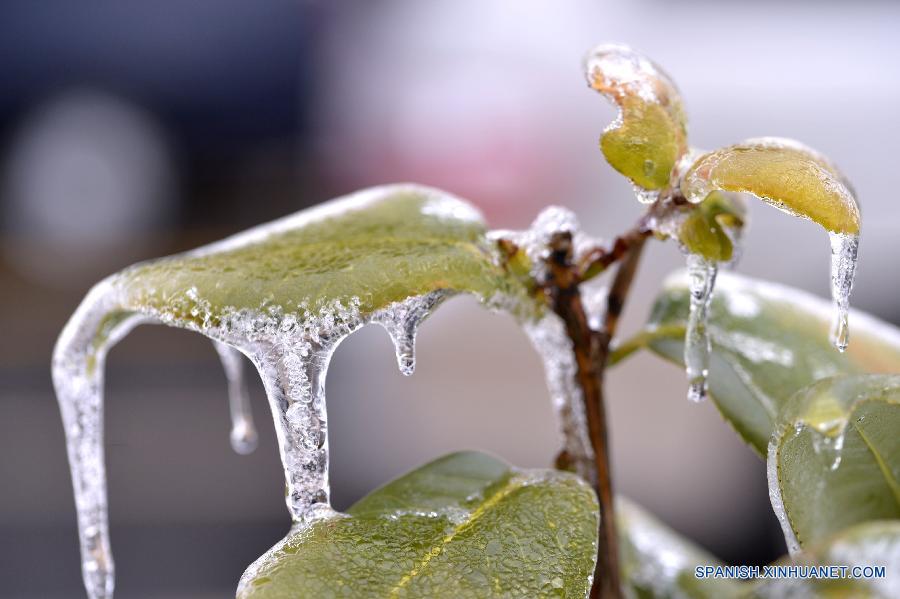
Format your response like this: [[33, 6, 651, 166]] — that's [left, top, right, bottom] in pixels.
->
[[114, 185, 531, 326], [614, 271, 900, 455], [237, 451, 598, 598], [677, 191, 746, 262], [584, 44, 688, 191], [681, 138, 860, 235], [769, 374, 900, 552]]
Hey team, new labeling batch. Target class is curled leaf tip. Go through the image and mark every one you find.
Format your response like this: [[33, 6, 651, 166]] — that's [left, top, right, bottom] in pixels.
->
[[681, 137, 860, 235], [583, 43, 688, 193]]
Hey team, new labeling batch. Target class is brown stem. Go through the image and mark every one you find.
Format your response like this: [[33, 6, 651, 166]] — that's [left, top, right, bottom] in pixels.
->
[[577, 228, 651, 282], [543, 232, 615, 599], [603, 236, 646, 338]]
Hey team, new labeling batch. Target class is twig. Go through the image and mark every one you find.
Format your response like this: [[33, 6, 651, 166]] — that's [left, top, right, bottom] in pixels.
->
[[535, 191, 683, 597], [544, 231, 623, 599]]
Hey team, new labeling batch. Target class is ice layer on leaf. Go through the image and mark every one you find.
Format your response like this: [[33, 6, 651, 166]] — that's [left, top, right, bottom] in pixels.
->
[[51, 184, 534, 599], [584, 43, 688, 196], [682, 137, 861, 351]]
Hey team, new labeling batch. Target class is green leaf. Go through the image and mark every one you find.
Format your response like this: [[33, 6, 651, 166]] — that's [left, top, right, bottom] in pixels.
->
[[618, 498, 745, 599], [237, 451, 599, 598], [681, 138, 860, 235], [769, 374, 900, 552], [616, 271, 900, 455], [585, 44, 688, 191], [751, 520, 900, 598], [111, 184, 534, 329], [618, 499, 900, 598], [677, 191, 746, 262]]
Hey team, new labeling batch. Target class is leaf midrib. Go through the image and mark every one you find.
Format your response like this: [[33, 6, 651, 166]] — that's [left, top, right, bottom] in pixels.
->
[[852, 414, 900, 507], [387, 474, 523, 597]]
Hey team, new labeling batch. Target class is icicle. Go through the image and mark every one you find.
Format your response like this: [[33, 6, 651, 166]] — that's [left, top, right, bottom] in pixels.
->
[[251, 339, 336, 521], [212, 341, 258, 455], [828, 232, 859, 352], [52, 280, 150, 599], [524, 313, 595, 483], [684, 254, 718, 402], [371, 290, 449, 376]]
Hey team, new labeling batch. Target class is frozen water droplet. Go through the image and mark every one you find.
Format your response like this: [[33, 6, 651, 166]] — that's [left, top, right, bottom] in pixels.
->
[[684, 254, 718, 402], [633, 184, 660, 205], [213, 341, 258, 455], [687, 380, 707, 403], [828, 232, 858, 352], [372, 291, 448, 376]]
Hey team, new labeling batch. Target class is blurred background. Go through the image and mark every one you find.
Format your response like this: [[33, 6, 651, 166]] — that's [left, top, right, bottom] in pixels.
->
[[1, 1, 898, 597]]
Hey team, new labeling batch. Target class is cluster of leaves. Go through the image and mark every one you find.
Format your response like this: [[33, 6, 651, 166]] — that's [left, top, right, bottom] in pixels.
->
[[80, 44, 895, 598]]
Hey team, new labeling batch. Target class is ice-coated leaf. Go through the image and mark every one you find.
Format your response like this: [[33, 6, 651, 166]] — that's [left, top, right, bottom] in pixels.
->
[[584, 43, 688, 193], [677, 191, 746, 262], [681, 138, 860, 235], [619, 499, 900, 598], [118, 184, 530, 324], [236, 451, 598, 599], [53, 184, 539, 599], [615, 271, 900, 455], [769, 375, 900, 553], [682, 140, 861, 353], [618, 498, 744, 599], [751, 520, 900, 598]]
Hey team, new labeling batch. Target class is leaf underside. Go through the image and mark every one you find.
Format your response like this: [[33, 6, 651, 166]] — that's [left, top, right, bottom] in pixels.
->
[[237, 451, 598, 599]]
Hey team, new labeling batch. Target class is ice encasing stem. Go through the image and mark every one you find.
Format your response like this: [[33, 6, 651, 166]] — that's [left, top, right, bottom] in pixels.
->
[[544, 231, 647, 599]]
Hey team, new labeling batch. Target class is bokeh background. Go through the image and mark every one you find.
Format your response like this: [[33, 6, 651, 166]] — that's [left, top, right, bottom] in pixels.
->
[[2, 1, 899, 597]]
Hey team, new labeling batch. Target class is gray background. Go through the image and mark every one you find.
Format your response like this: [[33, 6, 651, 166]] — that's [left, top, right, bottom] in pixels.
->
[[1, 1, 898, 597]]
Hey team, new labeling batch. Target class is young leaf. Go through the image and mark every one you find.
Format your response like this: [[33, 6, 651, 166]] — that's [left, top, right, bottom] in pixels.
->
[[769, 374, 900, 553], [752, 520, 900, 598], [677, 191, 746, 262], [614, 271, 900, 455], [618, 498, 745, 599], [236, 451, 598, 598], [681, 137, 860, 235], [584, 44, 688, 193]]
